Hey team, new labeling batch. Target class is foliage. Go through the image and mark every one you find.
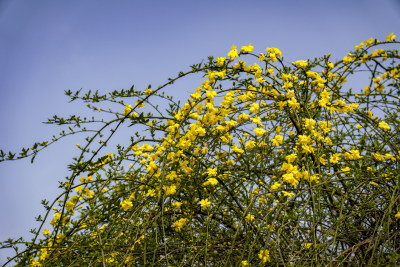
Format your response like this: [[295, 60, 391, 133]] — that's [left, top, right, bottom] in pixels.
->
[[1, 34, 400, 266]]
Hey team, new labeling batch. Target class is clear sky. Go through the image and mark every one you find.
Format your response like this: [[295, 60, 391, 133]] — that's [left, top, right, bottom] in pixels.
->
[[0, 0, 399, 263]]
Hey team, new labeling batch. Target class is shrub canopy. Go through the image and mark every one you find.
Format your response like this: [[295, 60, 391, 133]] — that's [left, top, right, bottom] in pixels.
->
[[2, 34, 400, 266]]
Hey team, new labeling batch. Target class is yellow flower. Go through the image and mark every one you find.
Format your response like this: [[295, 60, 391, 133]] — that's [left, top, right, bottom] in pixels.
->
[[266, 47, 282, 62], [341, 167, 351, 173], [355, 42, 364, 50], [259, 53, 266, 61], [122, 104, 132, 116], [271, 135, 283, 147], [147, 189, 156, 197], [258, 249, 270, 263], [231, 144, 244, 154], [207, 168, 218, 177], [172, 218, 188, 232], [245, 140, 256, 150], [165, 185, 177, 196], [329, 153, 341, 164], [364, 37, 374, 47], [241, 260, 249, 266], [30, 258, 42, 267], [281, 191, 294, 198], [249, 102, 260, 113], [245, 214, 255, 222], [216, 57, 226, 66], [386, 32, 396, 42], [172, 202, 182, 209], [282, 173, 299, 187], [203, 178, 218, 186], [378, 121, 391, 131], [270, 182, 282, 190], [120, 199, 133, 211], [293, 60, 308, 68], [303, 243, 313, 249], [395, 211, 400, 219], [254, 128, 266, 137], [227, 45, 239, 61], [200, 198, 211, 209], [65, 201, 75, 211], [240, 43, 254, 53], [285, 153, 297, 163], [43, 228, 51, 235]]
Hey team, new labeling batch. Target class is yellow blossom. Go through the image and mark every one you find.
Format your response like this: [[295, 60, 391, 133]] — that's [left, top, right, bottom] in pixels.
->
[[386, 32, 396, 42], [303, 243, 313, 249], [245, 140, 256, 150], [120, 199, 133, 211], [254, 128, 266, 137], [258, 249, 270, 263], [329, 153, 341, 164], [282, 173, 299, 187], [293, 60, 308, 68], [207, 168, 218, 177], [341, 167, 351, 173], [165, 185, 177, 196], [240, 43, 254, 53], [200, 198, 211, 209], [395, 211, 400, 219], [285, 153, 297, 163], [270, 182, 282, 191], [172, 202, 182, 209], [204, 178, 218, 186], [271, 135, 283, 147], [281, 191, 294, 198], [245, 214, 255, 222], [216, 57, 226, 66], [364, 37, 374, 47], [227, 45, 239, 61], [144, 88, 153, 95], [172, 218, 188, 232], [379, 121, 391, 131]]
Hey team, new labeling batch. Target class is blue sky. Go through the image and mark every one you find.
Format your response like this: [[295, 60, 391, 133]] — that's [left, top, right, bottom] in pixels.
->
[[0, 0, 399, 262]]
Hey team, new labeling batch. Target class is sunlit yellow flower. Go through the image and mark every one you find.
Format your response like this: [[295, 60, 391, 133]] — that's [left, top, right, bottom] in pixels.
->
[[240, 43, 254, 53], [379, 121, 391, 131], [245, 214, 255, 222], [341, 167, 351, 173], [271, 135, 283, 147], [386, 32, 396, 42], [203, 178, 218, 186], [281, 191, 294, 198], [254, 128, 266, 137], [270, 182, 282, 191], [120, 199, 133, 211], [207, 168, 218, 177], [227, 45, 239, 61], [172, 202, 182, 209], [200, 198, 211, 209], [293, 60, 308, 68], [172, 218, 188, 232], [216, 57, 226, 66], [165, 185, 177, 196], [258, 249, 270, 263], [395, 211, 400, 219]]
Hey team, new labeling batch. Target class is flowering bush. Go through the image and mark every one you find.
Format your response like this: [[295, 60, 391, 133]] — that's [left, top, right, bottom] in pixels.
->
[[1, 34, 400, 266]]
